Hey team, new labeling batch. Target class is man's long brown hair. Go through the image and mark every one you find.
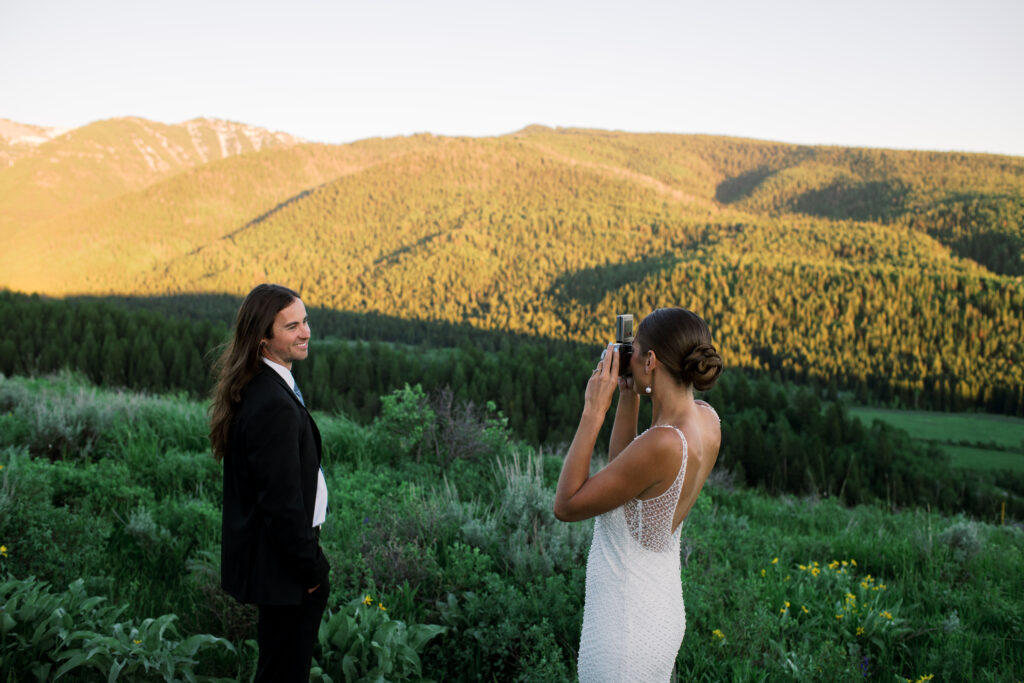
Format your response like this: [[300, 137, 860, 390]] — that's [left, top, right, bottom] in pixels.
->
[[209, 284, 300, 462]]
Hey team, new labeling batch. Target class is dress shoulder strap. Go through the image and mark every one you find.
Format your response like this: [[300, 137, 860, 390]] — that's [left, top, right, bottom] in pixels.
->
[[696, 401, 720, 423]]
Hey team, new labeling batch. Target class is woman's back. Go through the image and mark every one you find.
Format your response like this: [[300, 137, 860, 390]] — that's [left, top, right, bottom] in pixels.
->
[[668, 401, 721, 530]]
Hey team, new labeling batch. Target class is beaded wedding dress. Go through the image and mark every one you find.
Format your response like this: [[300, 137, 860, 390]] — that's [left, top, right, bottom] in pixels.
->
[[578, 424, 689, 682]]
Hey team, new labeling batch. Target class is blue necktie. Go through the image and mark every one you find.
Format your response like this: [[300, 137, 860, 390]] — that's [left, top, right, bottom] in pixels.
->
[[294, 379, 328, 514]]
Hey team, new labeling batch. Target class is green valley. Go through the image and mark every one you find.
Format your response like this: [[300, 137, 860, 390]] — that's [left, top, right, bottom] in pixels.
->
[[849, 407, 1024, 473]]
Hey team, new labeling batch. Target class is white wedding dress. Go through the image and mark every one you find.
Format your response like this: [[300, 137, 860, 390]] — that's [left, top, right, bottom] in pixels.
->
[[578, 424, 689, 682]]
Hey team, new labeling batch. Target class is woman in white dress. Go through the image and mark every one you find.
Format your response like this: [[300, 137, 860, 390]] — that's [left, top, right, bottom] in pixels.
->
[[554, 307, 723, 682]]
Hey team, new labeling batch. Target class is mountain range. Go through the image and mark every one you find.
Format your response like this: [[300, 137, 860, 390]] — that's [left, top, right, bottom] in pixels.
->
[[1, 116, 1022, 412]]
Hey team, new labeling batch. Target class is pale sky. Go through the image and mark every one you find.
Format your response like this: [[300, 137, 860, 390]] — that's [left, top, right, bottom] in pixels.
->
[[1, 0, 1021, 156]]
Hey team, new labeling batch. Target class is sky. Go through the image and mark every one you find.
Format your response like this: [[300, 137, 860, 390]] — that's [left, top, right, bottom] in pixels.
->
[[1, 0, 1022, 156]]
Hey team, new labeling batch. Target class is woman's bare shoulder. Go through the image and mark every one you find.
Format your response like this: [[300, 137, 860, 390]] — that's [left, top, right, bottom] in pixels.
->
[[634, 425, 687, 454], [694, 399, 718, 415]]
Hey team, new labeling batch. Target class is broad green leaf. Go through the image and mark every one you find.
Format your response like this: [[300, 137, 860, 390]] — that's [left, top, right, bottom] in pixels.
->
[[107, 658, 126, 683]]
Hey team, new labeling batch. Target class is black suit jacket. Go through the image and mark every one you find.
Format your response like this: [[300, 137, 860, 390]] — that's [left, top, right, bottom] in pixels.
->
[[221, 364, 330, 605]]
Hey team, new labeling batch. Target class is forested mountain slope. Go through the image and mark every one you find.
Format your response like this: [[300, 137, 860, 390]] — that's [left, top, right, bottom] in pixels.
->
[[3, 123, 1022, 412]]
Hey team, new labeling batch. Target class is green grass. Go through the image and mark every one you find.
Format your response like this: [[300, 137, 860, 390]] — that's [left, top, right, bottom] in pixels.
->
[[942, 444, 1024, 472], [849, 407, 1024, 473]]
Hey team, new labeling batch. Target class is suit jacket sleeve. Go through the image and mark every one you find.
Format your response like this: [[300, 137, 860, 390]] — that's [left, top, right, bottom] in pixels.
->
[[243, 391, 330, 590]]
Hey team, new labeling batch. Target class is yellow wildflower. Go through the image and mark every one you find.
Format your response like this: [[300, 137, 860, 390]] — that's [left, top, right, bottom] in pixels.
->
[[785, 601, 791, 607], [771, 557, 778, 564], [851, 559, 857, 566], [362, 595, 373, 606], [0, 545, 6, 557], [881, 611, 893, 620], [811, 567, 820, 577], [828, 560, 839, 570], [133, 639, 142, 645], [712, 629, 725, 640], [760, 568, 766, 577], [784, 575, 791, 581], [856, 626, 864, 636], [378, 603, 387, 612], [861, 581, 870, 589], [841, 560, 848, 567], [801, 605, 809, 614], [835, 614, 843, 620]]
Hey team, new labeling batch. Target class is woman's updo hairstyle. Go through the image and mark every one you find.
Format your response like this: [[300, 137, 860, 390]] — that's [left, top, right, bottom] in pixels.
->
[[635, 307, 723, 391]]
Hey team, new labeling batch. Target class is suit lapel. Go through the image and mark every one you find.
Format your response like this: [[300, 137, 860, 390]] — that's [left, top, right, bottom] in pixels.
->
[[259, 365, 322, 464]]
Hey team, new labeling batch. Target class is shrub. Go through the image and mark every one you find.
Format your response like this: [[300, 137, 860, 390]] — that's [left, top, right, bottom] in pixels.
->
[[372, 384, 436, 465], [428, 570, 581, 682], [55, 613, 234, 682], [936, 517, 983, 567], [454, 450, 592, 581], [311, 593, 445, 683], [0, 454, 114, 591], [0, 576, 233, 683]]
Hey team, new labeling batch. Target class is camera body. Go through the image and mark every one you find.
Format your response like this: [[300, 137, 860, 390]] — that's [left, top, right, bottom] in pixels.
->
[[601, 314, 634, 376]]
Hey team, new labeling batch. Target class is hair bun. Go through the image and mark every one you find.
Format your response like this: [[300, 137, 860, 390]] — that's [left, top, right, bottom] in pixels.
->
[[681, 343, 723, 391]]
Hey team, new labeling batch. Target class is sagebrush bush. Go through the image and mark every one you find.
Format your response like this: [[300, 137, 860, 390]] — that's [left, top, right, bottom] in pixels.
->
[[936, 517, 983, 566]]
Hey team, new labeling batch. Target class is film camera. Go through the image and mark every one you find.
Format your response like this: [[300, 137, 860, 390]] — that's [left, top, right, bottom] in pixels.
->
[[600, 314, 634, 376]]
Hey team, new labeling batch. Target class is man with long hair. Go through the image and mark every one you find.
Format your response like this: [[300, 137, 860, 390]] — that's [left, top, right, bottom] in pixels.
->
[[210, 283, 330, 682]]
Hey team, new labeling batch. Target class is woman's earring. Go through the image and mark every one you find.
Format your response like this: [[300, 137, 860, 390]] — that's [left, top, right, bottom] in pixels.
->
[[644, 386, 652, 395]]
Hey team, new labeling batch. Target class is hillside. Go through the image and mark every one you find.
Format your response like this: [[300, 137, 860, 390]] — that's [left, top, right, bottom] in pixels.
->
[[2, 122, 1022, 413], [0, 116, 302, 228], [0, 118, 70, 167], [0, 136, 439, 293]]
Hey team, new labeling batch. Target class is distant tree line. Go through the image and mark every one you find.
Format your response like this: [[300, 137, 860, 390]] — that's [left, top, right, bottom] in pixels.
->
[[1, 290, 1021, 521]]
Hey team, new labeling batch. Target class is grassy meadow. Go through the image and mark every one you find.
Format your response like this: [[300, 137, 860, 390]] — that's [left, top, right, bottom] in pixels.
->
[[1, 372, 1022, 682], [850, 407, 1024, 474]]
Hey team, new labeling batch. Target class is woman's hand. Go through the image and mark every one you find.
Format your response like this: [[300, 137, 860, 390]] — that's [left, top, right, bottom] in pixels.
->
[[584, 344, 620, 416]]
